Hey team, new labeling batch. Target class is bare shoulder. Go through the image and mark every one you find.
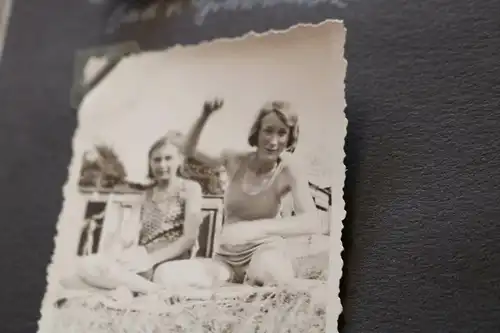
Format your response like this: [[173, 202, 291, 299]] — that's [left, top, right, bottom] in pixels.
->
[[182, 179, 203, 197], [221, 149, 252, 174], [281, 152, 303, 172], [221, 149, 251, 162], [280, 153, 307, 181]]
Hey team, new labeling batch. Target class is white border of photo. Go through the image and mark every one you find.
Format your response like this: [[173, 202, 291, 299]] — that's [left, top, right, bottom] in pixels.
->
[[38, 19, 346, 333]]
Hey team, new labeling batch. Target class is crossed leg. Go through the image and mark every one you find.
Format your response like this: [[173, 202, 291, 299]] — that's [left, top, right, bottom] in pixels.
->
[[246, 245, 296, 286], [152, 258, 233, 289], [246, 240, 325, 292], [74, 254, 161, 294]]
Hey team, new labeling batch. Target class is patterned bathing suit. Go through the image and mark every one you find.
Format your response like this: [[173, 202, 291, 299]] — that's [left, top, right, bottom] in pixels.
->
[[137, 181, 191, 278]]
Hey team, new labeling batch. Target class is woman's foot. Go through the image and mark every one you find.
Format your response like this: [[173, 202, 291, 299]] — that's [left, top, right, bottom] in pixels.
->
[[59, 274, 96, 291], [108, 285, 135, 303]]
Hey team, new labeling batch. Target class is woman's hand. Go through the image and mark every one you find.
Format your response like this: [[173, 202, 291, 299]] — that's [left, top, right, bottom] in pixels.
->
[[202, 98, 224, 117], [219, 222, 269, 247]]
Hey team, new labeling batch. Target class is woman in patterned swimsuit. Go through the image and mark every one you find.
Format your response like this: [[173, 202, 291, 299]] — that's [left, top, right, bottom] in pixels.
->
[[171, 99, 326, 286], [73, 137, 215, 295]]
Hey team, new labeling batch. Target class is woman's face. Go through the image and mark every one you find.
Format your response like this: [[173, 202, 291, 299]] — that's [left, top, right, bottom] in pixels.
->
[[149, 143, 182, 182], [256, 111, 290, 162]]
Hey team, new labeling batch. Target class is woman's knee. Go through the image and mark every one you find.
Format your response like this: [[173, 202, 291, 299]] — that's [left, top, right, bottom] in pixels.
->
[[59, 274, 83, 290], [153, 259, 231, 288], [247, 249, 295, 285], [208, 259, 233, 284], [152, 261, 185, 286], [76, 255, 109, 281]]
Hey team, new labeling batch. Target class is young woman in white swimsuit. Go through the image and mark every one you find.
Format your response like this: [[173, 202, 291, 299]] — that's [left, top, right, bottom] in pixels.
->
[[171, 99, 325, 286]]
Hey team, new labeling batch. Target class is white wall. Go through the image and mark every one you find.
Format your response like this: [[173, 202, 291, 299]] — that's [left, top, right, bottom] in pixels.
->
[[76, 22, 346, 189]]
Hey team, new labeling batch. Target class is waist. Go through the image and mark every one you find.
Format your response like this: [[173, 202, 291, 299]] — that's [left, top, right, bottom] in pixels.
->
[[223, 192, 281, 222], [224, 212, 279, 224], [216, 236, 285, 254]]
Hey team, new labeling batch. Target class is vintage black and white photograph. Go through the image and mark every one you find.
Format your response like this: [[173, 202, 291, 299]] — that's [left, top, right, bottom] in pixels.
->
[[38, 20, 346, 333], [0, 0, 12, 61]]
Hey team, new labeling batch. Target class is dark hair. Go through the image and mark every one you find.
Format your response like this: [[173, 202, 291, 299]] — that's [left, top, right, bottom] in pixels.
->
[[146, 137, 183, 180], [247, 101, 299, 153]]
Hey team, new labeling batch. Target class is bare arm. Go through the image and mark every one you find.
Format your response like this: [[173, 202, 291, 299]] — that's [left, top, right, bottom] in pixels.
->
[[261, 159, 323, 237], [148, 181, 204, 265], [221, 156, 322, 245], [170, 99, 228, 169]]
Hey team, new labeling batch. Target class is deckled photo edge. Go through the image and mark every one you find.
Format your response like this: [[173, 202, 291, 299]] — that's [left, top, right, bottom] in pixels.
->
[[38, 18, 346, 333], [324, 19, 347, 333], [0, 0, 14, 63], [69, 41, 142, 109]]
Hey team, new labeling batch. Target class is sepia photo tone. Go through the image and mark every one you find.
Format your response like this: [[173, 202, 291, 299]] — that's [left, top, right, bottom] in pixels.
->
[[38, 20, 346, 333], [0, 0, 13, 62]]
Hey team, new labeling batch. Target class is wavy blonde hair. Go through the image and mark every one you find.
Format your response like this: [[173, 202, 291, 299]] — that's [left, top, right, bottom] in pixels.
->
[[247, 101, 300, 153], [146, 136, 183, 180]]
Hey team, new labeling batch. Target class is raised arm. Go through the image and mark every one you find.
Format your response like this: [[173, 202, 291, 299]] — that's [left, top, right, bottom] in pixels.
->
[[168, 99, 228, 169], [219, 155, 323, 246]]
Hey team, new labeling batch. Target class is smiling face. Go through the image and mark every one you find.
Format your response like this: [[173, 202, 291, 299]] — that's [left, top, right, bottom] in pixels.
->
[[148, 143, 182, 182], [256, 111, 291, 162]]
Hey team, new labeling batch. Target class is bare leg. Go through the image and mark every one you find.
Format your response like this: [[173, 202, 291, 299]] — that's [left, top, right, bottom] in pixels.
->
[[247, 245, 324, 288], [152, 258, 232, 289], [247, 247, 296, 286], [77, 254, 161, 294], [246, 247, 327, 309], [60, 273, 99, 292]]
